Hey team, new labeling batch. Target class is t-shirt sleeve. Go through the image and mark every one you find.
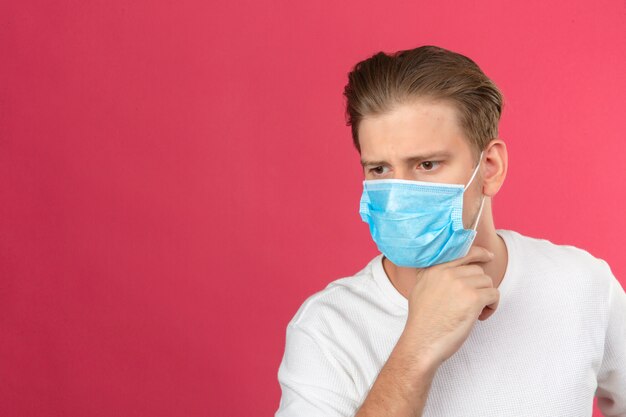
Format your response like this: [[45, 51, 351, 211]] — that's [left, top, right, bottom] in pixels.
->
[[275, 323, 361, 417], [595, 261, 626, 417]]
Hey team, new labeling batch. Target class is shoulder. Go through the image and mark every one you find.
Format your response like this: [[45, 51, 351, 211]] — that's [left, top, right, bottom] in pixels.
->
[[501, 228, 615, 292], [286, 257, 379, 335]]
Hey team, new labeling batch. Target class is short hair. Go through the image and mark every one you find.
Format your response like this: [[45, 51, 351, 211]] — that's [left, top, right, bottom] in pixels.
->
[[343, 45, 504, 162]]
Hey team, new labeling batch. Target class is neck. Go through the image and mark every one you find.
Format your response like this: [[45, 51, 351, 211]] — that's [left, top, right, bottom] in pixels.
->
[[381, 200, 508, 300]]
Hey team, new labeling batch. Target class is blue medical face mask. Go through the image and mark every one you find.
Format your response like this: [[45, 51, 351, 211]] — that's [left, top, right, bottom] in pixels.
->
[[359, 151, 486, 268]]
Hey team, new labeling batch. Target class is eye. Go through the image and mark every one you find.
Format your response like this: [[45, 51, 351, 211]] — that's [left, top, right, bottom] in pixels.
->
[[369, 166, 389, 176], [419, 161, 441, 171]]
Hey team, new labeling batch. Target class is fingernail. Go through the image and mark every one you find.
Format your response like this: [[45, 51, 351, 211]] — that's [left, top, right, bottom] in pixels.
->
[[488, 251, 495, 258]]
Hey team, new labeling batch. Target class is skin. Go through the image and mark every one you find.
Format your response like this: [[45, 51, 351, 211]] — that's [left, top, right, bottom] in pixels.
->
[[358, 97, 509, 320]]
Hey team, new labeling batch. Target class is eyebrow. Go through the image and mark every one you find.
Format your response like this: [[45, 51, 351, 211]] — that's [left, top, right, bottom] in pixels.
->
[[360, 150, 453, 167]]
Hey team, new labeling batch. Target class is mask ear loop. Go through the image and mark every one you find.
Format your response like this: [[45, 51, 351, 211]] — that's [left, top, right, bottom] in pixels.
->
[[463, 150, 484, 192], [464, 150, 485, 232], [471, 195, 486, 231]]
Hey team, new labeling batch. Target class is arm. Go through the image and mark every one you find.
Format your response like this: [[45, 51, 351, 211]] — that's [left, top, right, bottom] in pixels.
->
[[354, 330, 439, 417], [596, 261, 626, 417], [275, 323, 440, 417], [276, 247, 494, 417], [275, 324, 360, 417], [355, 247, 496, 416]]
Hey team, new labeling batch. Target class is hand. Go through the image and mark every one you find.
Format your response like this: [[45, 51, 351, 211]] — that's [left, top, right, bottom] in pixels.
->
[[401, 245, 499, 368]]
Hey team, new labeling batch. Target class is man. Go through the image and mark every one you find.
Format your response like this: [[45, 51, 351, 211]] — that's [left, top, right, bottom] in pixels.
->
[[274, 45, 626, 416]]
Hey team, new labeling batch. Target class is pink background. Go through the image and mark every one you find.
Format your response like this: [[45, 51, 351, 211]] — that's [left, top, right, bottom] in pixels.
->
[[1, 1, 625, 416]]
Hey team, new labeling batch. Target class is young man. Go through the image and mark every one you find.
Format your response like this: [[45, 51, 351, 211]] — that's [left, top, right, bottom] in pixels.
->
[[274, 45, 626, 417]]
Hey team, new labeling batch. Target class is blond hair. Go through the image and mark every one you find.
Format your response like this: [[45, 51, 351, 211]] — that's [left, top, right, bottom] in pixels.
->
[[343, 45, 504, 162]]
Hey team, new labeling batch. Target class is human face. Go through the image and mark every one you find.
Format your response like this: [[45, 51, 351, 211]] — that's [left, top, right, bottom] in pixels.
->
[[358, 98, 484, 230]]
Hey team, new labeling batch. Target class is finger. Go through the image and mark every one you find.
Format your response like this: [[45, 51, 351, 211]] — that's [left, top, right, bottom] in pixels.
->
[[477, 287, 500, 310], [478, 295, 500, 320], [460, 274, 494, 289], [478, 305, 496, 321], [443, 245, 494, 269], [452, 264, 485, 278]]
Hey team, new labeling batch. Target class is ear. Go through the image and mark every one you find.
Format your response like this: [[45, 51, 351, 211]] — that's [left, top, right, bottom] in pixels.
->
[[481, 139, 508, 197]]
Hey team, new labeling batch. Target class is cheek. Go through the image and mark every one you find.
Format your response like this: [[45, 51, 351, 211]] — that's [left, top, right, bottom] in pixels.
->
[[461, 189, 482, 224]]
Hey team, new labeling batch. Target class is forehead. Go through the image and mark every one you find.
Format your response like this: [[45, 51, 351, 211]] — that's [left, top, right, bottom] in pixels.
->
[[358, 99, 470, 160]]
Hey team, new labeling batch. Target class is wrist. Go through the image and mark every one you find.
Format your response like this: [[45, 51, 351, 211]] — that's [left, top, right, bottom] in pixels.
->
[[393, 330, 441, 377]]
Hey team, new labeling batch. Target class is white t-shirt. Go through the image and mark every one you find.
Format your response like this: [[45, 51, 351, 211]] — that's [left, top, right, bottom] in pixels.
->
[[275, 229, 626, 417]]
